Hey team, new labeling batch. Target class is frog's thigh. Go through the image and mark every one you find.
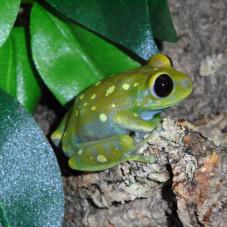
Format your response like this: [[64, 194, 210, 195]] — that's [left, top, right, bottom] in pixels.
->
[[68, 134, 155, 171]]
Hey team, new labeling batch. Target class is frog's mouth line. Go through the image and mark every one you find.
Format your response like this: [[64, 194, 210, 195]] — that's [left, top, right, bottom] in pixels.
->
[[148, 96, 188, 111], [139, 110, 162, 121]]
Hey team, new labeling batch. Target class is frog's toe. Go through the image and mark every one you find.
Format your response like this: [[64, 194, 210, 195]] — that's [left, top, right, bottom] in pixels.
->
[[145, 155, 157, 163], [51, 113, 68, 146], [123, 153, 156, 164], [51, 130, 63, 146]]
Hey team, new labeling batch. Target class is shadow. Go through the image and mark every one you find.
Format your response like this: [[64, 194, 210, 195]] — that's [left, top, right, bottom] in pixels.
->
[[161, 164, 183, 227]]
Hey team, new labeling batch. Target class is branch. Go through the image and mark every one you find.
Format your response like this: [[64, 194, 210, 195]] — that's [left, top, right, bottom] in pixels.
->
[[63, 117, 226, 227]]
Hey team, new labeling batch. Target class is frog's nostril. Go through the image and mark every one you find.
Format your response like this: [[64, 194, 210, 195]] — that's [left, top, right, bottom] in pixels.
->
[[181, 79, 193, 90]]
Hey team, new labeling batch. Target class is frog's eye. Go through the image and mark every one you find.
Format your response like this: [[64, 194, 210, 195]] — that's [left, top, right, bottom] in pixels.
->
[[152, 74, 173, 98]]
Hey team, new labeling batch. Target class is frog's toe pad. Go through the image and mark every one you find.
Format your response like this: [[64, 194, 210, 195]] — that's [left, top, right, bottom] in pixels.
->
[[50, 130, 62, 146], [145, 155, 156, 163], [124, 153, 156, 164]]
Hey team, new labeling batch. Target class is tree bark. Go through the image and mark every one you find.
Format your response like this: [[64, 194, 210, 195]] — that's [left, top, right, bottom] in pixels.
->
[[63, 118, 227, 227]]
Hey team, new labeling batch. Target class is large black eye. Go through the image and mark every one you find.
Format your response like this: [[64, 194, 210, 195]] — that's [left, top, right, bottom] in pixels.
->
[[154, 74, 173, 97]]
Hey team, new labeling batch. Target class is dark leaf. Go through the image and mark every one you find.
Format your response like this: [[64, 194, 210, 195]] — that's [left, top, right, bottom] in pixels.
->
[[148, 0, 178, 42], [0, 89, 64, 227], [45, 0, 159, 59]]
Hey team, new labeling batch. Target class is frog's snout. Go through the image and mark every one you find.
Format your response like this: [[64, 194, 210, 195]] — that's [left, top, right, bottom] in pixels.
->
[[181, 77, 193, 96]]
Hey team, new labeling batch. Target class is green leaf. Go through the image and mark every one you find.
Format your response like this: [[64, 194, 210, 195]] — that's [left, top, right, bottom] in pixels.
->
[[0, 89, 64, 227], [148, 0, 178, 42], [0, 33, 16, 97], [0, 0, 21, 47], [45, 0, 159, 60], [0, 27, 41, 112], [12, 28, 41, 112], [30, 3, 139, 105]]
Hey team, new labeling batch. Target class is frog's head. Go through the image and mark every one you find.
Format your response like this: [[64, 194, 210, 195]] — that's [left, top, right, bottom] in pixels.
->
[[142, 53, 193, 110]]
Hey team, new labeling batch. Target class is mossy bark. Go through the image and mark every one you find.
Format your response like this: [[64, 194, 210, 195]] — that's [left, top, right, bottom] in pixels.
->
[[63, 118, 226, 227]]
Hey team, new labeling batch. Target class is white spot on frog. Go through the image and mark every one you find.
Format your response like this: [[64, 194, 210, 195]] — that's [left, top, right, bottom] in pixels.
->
[[105, 85, 115, 96], [91, 94, 96, 99], [78, 149, 83, 155], [99, 113, 107, 122], [122, 83, 130, 90], [95, 81, 101, 86], [97, 155, 107, 163]]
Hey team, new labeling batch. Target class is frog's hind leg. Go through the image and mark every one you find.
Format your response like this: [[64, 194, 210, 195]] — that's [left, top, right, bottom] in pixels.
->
[[68, 134, 156, 172], [51, 113, 69, 146]]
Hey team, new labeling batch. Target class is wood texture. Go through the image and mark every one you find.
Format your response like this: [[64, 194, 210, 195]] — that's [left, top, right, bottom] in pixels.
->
[[63, 118, 226, 226]]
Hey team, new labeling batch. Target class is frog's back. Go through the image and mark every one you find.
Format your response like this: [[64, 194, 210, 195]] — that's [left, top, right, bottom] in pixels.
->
[[67, 68, 149, 142]]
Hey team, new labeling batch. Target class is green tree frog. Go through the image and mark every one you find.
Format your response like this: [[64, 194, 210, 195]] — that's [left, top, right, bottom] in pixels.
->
[[51, 53, 193, 171]]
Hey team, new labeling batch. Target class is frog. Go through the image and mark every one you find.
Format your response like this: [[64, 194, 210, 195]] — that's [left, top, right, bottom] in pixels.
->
[[51, 53, 193, 171]]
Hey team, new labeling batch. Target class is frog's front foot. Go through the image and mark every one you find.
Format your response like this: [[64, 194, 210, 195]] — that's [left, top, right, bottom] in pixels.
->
[[126, 125, 163, 164]]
